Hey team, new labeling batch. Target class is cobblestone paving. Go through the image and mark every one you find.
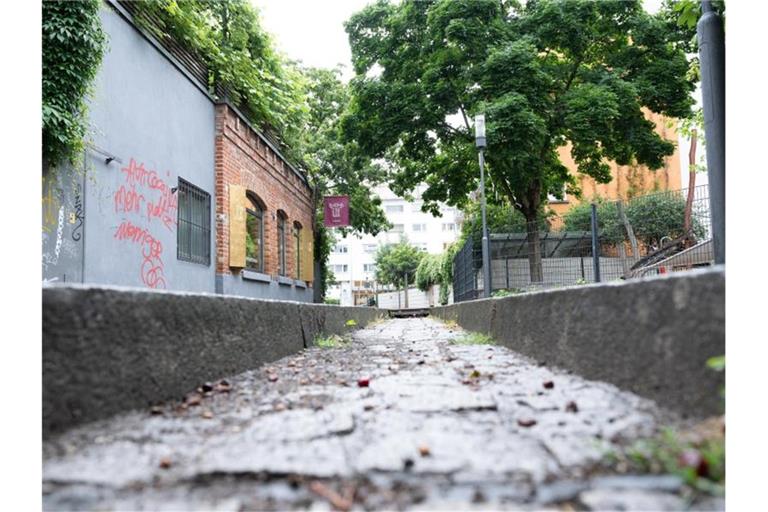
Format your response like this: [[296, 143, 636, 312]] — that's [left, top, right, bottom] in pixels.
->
[[43, 318, 720, 511]]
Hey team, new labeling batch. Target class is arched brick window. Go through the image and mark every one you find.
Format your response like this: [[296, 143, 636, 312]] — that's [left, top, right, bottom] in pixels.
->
[[293, 221, 303, 280], [277, 210, 287, 276], [245, 193, 265, 272]]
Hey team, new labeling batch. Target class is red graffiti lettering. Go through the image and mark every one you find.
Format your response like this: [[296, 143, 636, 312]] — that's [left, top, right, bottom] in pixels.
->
[[114, 220, 166, 289], [114, 183, 145, 214], [146, 188, 177, 231]]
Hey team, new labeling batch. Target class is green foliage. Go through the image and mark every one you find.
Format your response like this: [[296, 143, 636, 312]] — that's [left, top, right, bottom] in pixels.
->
[[563, 193, 707, 247], [314, 334, 348, 348], [707, 355, 725, 372], [299, 67, 390, 300], [452, 332, 496, 346], [438, 242, 459, 305], [135, 0, 305, 147], [374, 240, 424, 289], [345, 319, 358, 327], [343, 0, 696, 275], [459, 202, 548, 247], [615, 427, 725, 495], [42, 0, 106, 167], [415, 254, 443, 292]]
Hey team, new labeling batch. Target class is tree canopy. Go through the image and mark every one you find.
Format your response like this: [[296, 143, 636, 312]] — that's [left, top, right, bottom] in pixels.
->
[[375, 240, 424, 289], [342, 0, 696, 280]]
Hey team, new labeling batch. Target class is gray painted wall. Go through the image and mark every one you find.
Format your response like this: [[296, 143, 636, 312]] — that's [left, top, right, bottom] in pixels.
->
[[42, 4, 314, 302], [80, 5, 216, 293]]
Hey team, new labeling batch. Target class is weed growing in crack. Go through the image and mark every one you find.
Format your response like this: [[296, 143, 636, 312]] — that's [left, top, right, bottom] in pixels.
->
[[452, 332, 496, 345], [314, 334, 349, 349]]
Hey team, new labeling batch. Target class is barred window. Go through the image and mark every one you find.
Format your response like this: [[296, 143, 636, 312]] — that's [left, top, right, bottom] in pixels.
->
[[177, 178, 211, 265]]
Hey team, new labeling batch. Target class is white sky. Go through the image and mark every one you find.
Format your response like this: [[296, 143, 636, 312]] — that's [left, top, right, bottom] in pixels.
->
[[253, 0, 665, 80]]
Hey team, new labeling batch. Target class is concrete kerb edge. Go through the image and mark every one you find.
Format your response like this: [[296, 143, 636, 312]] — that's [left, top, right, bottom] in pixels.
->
[[43, 286, 387, 435], [432, 268, 725, 418]]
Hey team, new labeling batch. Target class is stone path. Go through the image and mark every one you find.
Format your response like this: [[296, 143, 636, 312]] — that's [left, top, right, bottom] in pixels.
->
[[43, 318, 717, 511]]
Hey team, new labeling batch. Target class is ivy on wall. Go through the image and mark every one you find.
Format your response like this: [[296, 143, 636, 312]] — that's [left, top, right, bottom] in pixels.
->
[[42, 0, 106, 168]]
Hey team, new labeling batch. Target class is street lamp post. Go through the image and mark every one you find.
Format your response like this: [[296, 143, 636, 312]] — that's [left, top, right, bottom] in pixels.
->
[[475, 114, 492, 298]]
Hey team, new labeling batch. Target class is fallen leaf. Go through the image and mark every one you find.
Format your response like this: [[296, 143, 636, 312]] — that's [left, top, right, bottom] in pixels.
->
[[417, 360, 426, 365], [215, 380, 232, 393], [159, 457, 172, 469], [299, 378, 309, 385], [469, 370, 481, 379], [274, 403, 286, 411], [268, 374, 278, 382], [517, 418, 537, 428], [565, 401, 579, 413], [543, 380, 554, 389], [201, 382, 214, 393], [418, 445, 431, 457], [201, 410, 214, 419], [357, 377, 370, 387], [149, 405, 164, 415], [185, 394, 202, 406], [363, 404, 375, 411], [678, 450, 709, 477]]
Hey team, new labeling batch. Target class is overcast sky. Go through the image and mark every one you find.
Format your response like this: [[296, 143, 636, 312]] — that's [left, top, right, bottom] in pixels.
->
[[252, 0, 665, 80]]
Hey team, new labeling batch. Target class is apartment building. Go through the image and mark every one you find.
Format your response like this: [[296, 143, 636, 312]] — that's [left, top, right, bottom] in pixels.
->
[[326, 185, 462, 306]]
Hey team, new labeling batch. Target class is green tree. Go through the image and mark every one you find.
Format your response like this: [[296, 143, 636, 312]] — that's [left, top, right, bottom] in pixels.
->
[[43, 0, 106, 168], [563, 193, 706, 248], [415, 253, 442, 291], [134, 0, 305, 149], [343, 0, 695, 282], [299, 67, 391, 300], [459, 202, 548, 247], [375, 241, 424, 290]]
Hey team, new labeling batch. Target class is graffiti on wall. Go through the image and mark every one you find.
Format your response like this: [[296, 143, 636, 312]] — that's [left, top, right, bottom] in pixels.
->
[[114, 219, 166, 289], [113, 158, 177, 289], [71, 183, 84, 242]]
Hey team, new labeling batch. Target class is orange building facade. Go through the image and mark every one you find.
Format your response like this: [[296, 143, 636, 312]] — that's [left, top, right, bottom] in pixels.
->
[[548, 112, 682, 229]]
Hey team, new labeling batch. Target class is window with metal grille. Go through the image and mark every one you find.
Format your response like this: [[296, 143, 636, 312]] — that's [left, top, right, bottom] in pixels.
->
[[246, 194, 264, 272], [294, 222, 302, 280], [177, 178, 211, 265]]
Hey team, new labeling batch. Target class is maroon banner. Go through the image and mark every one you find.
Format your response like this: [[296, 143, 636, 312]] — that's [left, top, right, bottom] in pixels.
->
[[323, 196, 350, 227]]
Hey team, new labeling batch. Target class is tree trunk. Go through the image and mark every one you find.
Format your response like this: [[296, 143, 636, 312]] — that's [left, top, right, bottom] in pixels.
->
[[525, 215, 544, 283]]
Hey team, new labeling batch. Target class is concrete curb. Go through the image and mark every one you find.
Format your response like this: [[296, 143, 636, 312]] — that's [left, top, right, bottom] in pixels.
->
[[43, 285, 385, 435], [431, 267, 725, 419]]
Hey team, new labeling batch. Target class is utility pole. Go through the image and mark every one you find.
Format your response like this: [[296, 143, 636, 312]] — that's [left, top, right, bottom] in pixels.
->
[[698, 0, 725, 264], [475, 114, 492, 298]]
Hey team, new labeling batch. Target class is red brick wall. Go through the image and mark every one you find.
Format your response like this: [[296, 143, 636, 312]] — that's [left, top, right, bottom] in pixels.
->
[[214, 103, 314, 283]]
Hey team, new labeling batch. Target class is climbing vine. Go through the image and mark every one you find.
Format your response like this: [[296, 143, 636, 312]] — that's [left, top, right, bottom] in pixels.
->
[[42, 0, 106, 168]]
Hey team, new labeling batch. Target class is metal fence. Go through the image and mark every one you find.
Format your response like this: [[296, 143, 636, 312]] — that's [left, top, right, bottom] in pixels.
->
[[453, 184, 713, 302]]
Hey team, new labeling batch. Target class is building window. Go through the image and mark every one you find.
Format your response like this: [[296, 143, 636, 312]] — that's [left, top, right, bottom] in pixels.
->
[[442, 223, 456, 232], [332, 264, 349, 273], [385, 204, 404, 213], [277, 211, 287, 276], [389, 224, 404, 233], [294, 222, 302, 279], [364, 263, 377, 273], [363, 244, 377, 253], [412, 223, 427, 232], [245, 194, 264, 272], [333, 244, 348, 254], [177, 178, 211, 265]]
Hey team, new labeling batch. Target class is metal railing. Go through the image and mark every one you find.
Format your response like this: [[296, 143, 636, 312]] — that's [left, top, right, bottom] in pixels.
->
[[452, 184, 713, 302]]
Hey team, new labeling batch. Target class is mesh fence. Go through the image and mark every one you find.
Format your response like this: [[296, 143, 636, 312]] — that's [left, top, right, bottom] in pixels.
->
[[453, 184, 713, 302]]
